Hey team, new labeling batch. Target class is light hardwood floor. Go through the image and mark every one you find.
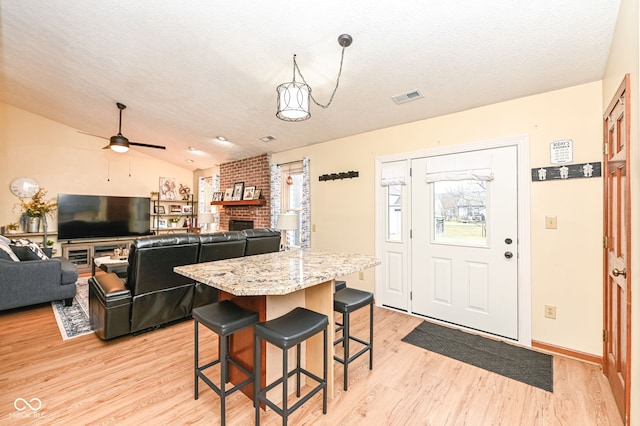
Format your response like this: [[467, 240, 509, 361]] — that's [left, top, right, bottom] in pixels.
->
[[0, 300, 622, 425]]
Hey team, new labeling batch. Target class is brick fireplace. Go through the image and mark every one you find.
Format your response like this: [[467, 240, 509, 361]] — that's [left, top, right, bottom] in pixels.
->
[[219, 153, 271, 230]]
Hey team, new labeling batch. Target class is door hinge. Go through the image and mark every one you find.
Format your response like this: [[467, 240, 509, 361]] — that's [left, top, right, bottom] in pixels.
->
[[603, 142, 609, 155], [410, 291, 412, 301], [409, 229, 412, 239], [603, 329, 608, 343], [603, 236, 608, 249], [409, 167, 412, 177]]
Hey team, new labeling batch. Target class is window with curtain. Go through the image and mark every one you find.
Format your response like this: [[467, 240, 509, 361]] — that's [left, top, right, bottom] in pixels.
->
[[281, 161, 303, 247]]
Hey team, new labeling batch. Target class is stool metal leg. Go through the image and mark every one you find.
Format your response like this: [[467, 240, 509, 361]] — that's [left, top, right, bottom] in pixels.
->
[[194, 320, 199, 400], [343, 311, 349, 391], [369, 302, 374, 370], [282, 346, 289, 426], [220, 333, 227, 426], [296, 343, 301, 397], [254, 333, 260, 425]]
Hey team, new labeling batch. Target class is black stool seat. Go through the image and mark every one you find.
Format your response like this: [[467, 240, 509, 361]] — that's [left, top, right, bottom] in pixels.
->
[[193, 300, 259, 426], [333, 287, 374, 391], [254, 307, 328, 425], [193, 300, 259, 336], [254, 307, 328, 348], [334, 287, 374, 313], [334, 280, 347, 292]]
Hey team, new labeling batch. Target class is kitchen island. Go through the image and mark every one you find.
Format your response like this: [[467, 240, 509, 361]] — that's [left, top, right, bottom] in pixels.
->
[[174, 248, 379, 400]]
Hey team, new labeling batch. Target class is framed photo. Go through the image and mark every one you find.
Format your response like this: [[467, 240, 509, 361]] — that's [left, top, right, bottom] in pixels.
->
[[223, 188, 233, 201], [254, 189, 262, 199], [212, 191, 223, 202], [159, 177, 177, 200], [158, 218, 168, 228], [170, 204, 182, 213], [154, 205, 165, 214], [232, 182, 244, 200], [243, 186, 256, 200], [182, 205, 193, 214]]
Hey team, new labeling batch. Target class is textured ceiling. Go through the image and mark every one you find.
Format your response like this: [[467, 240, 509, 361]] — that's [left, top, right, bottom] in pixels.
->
[[0, 1, 621, 170]]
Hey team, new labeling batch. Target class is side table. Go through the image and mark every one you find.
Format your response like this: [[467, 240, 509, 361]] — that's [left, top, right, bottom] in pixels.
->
[[92, 256, 129, 278]]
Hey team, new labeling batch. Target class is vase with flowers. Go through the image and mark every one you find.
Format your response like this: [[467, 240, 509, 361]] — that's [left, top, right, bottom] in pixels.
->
[[17, 188, 57, 242]]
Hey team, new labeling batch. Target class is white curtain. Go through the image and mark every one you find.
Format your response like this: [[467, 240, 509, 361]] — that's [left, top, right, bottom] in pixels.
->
[[425, 153, 494, 183], [380, 161, 407, 186]]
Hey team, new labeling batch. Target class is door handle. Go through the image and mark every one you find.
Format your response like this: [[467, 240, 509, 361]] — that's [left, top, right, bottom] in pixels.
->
[[504, 251, 513, 259], [612, 268, 627, 278]]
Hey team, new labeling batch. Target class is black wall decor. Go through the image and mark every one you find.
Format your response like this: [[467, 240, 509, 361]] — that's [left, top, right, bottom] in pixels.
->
[[318, 171, 359, 182], [531, 162, 601, 182]]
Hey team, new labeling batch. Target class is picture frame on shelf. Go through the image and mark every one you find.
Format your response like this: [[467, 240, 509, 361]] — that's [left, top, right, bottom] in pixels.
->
[[170, 204, 181, 213], [243, 186, 256, 200], [159, 177, 177, 200], [212, 191, 223, 202], [223, 188, 233, 201], [154, 205, 165, 214], [182, 205, 193, 214], [253, 189, 261, 199], [232, 182, 244, 200], [158, 218, 168, 228]]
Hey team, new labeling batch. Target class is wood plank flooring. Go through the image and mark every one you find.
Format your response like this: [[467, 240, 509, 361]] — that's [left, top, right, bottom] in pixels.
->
[[0, 301, 622, 425]]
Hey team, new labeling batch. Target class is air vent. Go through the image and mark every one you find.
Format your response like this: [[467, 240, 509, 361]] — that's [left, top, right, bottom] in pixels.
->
[[260, 135, 277, 142], [391, 89, 424, 105]]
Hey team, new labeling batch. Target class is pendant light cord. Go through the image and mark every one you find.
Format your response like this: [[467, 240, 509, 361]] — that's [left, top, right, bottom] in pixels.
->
[[293, 46, 347, 109]]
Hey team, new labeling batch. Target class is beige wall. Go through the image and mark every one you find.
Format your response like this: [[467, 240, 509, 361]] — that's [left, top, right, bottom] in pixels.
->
[[1, 102, 193, 251], [602, 0, 639, 423], [273, 81, 604, 357]]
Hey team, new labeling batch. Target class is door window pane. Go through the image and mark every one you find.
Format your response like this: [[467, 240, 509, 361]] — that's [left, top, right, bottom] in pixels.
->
[[387, 185, 402, 241], [433, 180, 487, 245]]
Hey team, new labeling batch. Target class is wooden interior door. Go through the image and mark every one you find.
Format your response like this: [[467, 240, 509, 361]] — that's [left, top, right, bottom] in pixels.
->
[[603, 74, 631, 425]]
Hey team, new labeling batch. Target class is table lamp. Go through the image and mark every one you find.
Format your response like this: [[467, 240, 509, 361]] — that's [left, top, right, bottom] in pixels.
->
[[277, 212, 298, 251], [198, 212, 215, 233]]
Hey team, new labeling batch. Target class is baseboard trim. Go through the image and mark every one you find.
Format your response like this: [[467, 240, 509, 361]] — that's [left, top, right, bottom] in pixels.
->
[[532, 340, 602, 365]]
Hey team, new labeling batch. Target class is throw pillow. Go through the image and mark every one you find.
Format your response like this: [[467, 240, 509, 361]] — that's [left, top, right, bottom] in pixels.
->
[[0, 241, 20, 261], [11, 238, 49, 260]]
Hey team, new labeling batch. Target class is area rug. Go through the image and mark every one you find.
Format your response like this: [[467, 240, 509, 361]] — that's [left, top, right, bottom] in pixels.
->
[[51, 278, 94, 340], [402, 321, 553, 392]]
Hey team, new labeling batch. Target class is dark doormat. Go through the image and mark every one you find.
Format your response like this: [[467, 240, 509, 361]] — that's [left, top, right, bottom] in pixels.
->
[[402, 321, 553, 392]]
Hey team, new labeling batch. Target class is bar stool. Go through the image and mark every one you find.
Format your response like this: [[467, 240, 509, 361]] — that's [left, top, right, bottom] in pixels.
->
[[334, 280, 347, 292], [333, 287, 374, 391], [254, 307, 328, 425], [193, 300, 259, 426]]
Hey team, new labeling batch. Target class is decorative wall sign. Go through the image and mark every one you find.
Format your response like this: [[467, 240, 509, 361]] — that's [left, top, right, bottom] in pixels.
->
[[531, 162, 601, 182], [318, 170, 359, 182], [550, 139, 573, 164]]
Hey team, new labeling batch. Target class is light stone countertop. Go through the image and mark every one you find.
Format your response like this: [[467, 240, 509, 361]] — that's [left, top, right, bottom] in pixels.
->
[[174, 248, 380, 296]]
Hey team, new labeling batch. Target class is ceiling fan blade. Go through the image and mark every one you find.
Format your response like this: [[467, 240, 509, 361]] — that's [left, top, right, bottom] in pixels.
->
[[77, 131, 109, 140], [102, 145, 110, 149], [129, 141, 166, 150]]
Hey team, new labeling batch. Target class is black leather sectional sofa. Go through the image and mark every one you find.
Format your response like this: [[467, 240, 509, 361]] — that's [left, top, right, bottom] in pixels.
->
[[88, 228, 281, 340]]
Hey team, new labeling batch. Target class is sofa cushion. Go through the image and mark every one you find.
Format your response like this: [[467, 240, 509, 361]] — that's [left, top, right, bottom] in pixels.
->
[[11, 239, 49, 260], [0, 242, 20, 261]]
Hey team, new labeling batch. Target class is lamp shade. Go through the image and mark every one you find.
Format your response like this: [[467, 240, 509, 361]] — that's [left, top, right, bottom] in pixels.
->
[[277, 213, 298, 231], [276, 81, 311, 121], [198, 212, 215, 225]]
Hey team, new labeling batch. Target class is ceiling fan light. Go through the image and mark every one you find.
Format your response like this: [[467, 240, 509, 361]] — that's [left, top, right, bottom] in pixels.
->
[[276, 81, 310, 121], [110, 144, 129, 153], [110, 135, 129, 153]]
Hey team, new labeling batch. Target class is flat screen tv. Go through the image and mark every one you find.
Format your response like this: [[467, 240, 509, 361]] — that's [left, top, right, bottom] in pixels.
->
[[57, 194, 152, 241]]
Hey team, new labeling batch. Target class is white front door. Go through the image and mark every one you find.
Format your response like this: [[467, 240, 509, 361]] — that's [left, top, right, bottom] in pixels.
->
[[411, 145, 519, 339]]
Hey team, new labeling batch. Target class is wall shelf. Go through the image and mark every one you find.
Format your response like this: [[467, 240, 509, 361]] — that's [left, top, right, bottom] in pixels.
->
[[211, 199, 266, 207]]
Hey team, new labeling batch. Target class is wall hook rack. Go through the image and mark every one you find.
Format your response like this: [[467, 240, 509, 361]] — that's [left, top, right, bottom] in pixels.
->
[[318, 170, 359, 182]]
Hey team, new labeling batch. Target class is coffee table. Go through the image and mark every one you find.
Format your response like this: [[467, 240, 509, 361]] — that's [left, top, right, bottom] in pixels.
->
[[92, 256, 129, 278]]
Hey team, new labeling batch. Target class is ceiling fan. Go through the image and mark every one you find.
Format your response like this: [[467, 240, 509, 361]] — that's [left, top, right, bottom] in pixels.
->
[[81, 102, 166, 153]]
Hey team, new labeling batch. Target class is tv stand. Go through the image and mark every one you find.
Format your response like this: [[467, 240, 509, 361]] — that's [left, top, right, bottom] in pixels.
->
[[61, 238, 135, 273]]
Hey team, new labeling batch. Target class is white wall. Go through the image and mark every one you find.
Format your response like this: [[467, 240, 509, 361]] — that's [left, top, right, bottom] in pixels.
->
[[272, 81, 604, 357]]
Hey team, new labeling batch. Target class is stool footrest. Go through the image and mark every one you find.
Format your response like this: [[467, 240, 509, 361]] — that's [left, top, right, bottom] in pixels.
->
[[256, 366, 325, 418]]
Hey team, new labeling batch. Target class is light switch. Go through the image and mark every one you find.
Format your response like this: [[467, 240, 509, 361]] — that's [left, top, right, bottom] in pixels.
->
[[545, 216, 557, 229]]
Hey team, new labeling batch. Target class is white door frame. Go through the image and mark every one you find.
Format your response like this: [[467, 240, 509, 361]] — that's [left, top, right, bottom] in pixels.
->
[[375, 134, 532, 346]]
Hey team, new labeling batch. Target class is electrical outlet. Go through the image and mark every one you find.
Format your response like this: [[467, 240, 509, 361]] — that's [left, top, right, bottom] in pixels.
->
[[359, 271, 365, 280], [312, 224, 316, 232], [544, 304, 557, 319], [545, 216, 557, 229]]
